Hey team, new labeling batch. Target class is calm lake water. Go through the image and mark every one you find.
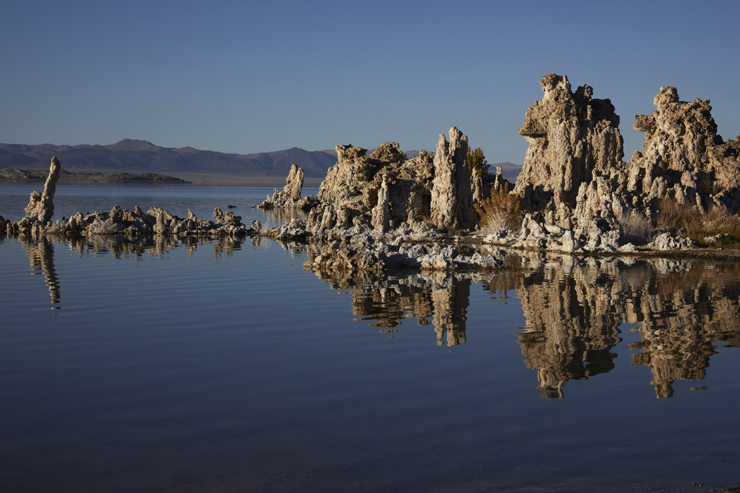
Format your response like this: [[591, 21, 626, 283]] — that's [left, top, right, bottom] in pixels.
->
[[1, 183, 739, 492]]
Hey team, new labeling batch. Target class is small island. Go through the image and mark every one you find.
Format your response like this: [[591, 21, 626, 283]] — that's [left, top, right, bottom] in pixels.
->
[[0, 167, 189, 183]]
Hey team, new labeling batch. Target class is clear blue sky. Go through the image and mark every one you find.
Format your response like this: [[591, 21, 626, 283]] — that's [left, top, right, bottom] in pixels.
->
[[2, 0, 739, 164]]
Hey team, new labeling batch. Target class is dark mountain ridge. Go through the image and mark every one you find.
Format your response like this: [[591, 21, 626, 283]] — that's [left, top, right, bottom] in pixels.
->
[[0, 139, 521, 182]]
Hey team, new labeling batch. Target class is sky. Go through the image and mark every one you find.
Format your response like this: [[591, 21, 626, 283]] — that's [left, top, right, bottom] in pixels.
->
[[2, 0, 739, 164]]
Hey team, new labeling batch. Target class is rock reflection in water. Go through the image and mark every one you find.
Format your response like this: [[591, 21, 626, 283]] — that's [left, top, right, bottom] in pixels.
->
[[15, 234, 740, 399], [627, 266, 740, 398], [310, 251, 740, 399], [310, 269, 485, 346], [22, 237, 61, 309]]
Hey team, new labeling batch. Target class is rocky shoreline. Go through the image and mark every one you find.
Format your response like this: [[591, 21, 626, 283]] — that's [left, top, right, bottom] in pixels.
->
[[3, 73, 739, 271]]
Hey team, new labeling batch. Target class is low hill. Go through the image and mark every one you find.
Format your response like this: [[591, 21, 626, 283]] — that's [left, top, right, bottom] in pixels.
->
[[0, 139, 521, 184], [0, 167, 189, 183]]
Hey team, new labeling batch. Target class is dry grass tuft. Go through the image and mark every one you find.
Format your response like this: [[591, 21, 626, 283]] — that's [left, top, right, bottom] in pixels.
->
[[475, 183, 524, 233], [619, 210, 653, 244], [653, 198, 740, 247]]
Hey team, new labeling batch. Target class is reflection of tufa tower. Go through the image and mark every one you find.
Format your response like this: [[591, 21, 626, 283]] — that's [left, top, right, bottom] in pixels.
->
[[516, 264, 622, 398], [311, 269, 470, 346], [431, 279, 470, 346], [628, 275, 740, 398], [517, 257, 740, 399], [23, 237, 61, 309], [308, 252, 740, 398]]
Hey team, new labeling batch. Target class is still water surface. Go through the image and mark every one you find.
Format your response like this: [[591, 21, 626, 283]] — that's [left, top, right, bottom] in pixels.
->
[[1, 184, 739, 492]]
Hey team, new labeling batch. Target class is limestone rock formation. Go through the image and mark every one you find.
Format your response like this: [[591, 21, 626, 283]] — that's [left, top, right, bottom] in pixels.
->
[[257, 164, 315, 209], [306, 129, 480, 235], [303, 236, 502, 272], [431, 127, 478, 231], [8, 202, 258, 237], [625, 86, 740, 212], [514, 74, 624, 228], [503, 74, 740, 252], [307, 141, 435, 231], [24, 156, 62, 224]]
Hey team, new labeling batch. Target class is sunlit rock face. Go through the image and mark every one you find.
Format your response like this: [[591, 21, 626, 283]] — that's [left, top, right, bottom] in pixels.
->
[[306, 128, 479, 234], [511, 74, 740, 248], [23, 156, 61, 224], [257, 164, 306, 209], [430, 127, 477, 232], [514, 73, 624, 229], [307, 142, 435, 231], [625, 86, 740, 212]]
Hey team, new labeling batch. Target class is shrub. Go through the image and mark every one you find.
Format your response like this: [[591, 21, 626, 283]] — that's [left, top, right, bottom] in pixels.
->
[[467, 147, 490, 178], [619, 210, 652, 245], [653, 197, 740, 247], [475, 183, 524, 233]]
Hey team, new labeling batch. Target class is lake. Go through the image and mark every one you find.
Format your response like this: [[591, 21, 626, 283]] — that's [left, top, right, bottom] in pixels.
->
[[1, 183, 739, 492]]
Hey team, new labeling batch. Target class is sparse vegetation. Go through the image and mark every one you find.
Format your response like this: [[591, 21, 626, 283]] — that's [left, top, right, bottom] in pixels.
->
[[652, 197, 740, 247], [475, 183, 524, 233], [619, 210, 653, 245], [467, 147, 490, 178]]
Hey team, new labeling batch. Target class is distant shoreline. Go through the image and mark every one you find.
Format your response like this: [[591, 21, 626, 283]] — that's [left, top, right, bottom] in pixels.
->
[[0, 167, 190, 184], [0, 167, 327, 187]]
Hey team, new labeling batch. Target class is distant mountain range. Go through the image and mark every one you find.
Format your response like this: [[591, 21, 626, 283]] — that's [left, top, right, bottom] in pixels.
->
[[0, 139, 521, 183]]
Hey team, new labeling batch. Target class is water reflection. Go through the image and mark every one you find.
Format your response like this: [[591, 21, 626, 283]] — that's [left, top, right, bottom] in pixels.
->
[[310, 251, 740, 399], [21, 237, 61, 309], [312, 270, 478, 346], [14, 234, 740, 399]]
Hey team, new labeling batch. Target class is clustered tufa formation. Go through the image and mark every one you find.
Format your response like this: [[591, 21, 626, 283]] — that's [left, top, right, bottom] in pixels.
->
[[4, 73, 740, 269]]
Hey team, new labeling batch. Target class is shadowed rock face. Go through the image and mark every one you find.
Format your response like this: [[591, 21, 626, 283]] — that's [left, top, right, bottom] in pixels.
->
[[514, 74, 624, 227]]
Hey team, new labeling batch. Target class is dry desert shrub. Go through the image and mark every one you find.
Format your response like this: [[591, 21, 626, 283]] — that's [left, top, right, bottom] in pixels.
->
[[475, 183, 524, 233], [619, 210, 652, 244], [653, 197, 740, 247]]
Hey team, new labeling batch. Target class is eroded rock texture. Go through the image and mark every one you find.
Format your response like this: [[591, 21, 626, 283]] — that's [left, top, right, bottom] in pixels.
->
[[257, 164, 309, 209], [514, 74, 624, 228], [431, 127, 477, 231], [306, 128, 479, 234], [625, 86, 740, 212], [24, 156, 61, 224], [507, 74, 740, 251], [9, 203, 256, 237], [307, 141, 436, 231]]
